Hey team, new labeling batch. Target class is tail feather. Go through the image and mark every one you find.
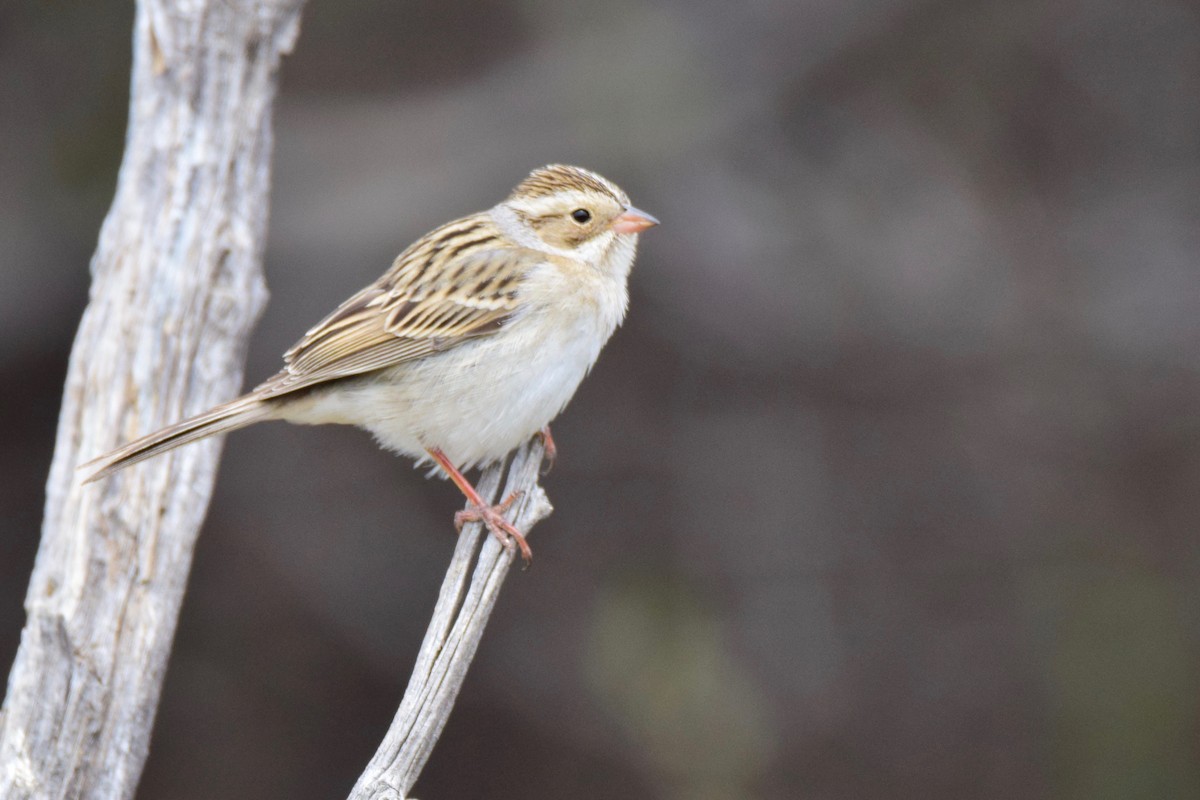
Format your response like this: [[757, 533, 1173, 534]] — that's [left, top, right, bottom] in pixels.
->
[[81, 395, 272, 483]]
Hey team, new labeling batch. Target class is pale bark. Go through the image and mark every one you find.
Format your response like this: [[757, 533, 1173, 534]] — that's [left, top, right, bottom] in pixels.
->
[[1, 4, 553, 798], [348, 442, 553, 800], [0, 2, 303, 797]]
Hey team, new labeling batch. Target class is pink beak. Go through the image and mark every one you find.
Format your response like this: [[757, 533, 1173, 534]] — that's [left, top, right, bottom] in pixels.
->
[[611, 206, 660, 235]]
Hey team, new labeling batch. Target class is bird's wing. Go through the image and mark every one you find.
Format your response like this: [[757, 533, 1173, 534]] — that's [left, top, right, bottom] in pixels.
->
[[253, 238, 549, 399]]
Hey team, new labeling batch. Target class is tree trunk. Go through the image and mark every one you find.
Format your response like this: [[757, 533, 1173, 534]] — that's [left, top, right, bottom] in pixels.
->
[[0, 2, 303, 797]]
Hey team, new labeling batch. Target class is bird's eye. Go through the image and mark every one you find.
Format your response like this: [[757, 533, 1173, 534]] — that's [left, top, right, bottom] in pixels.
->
[[570, 208, 592, 224]]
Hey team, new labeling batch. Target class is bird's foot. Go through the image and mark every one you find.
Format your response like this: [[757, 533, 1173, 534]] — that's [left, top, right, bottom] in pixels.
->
[[539, 426, 557, 475], [427, 446, 533, 565], [454, 491, 531, 564]]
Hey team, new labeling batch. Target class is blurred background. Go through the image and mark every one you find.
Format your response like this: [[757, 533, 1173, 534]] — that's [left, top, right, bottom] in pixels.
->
[[3, 1, 1199, 797]]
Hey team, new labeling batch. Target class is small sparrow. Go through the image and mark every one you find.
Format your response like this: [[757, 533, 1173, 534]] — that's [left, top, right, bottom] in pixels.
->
[[84, 164, 658, 563]]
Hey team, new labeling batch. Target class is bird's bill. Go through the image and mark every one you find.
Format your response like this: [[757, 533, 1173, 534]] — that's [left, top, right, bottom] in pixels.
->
[[611, 206, 660, 234]]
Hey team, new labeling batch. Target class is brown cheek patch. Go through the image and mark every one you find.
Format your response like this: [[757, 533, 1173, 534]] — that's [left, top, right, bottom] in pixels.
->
[[560, 225, 590, 249], [532, 215, 593, 249]]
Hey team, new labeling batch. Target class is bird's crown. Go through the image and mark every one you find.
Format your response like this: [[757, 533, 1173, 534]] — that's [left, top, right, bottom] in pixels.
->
[[511, 164, 625, 204]]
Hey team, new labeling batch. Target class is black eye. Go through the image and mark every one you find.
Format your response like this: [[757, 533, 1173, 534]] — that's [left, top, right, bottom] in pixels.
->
[[570, 208, 592, 224]]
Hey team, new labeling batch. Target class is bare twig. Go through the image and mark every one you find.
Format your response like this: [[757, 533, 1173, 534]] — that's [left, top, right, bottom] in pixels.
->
[[348, 440, 553, 800]]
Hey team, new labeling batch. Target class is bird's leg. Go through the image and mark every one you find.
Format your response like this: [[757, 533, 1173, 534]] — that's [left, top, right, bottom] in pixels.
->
[[427, 447, 532, 565], [539, 426, 557, 474]]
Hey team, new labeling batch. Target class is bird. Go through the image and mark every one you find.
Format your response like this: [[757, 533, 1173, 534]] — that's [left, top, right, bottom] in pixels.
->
[[82, 164, 658, 564]]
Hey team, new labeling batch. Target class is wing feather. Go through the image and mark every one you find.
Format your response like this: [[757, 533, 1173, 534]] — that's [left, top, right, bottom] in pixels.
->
[[253, 222, 548, 400]]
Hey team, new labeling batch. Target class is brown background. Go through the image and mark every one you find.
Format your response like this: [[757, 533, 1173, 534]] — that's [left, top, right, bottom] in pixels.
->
[[3, 1, 1199, 798]]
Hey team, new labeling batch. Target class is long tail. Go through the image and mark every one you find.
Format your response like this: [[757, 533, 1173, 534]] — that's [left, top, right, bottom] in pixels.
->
[[81, 394, 273, 483]]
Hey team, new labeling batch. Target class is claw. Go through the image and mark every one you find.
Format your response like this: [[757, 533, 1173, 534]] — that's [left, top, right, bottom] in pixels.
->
[[428, 446, 533, 566], [539, 426, 557, 475], [455, 499, 532, 565]]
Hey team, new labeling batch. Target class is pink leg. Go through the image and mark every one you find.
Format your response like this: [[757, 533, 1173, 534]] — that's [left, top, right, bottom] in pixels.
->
[[539, 426, 557, 474], [427, 447, 532, 564]]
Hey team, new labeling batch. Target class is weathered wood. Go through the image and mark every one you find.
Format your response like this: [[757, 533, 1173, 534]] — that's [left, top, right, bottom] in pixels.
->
[[348, 440, 553, 800], [0, 2, 303, 797], [2, 4, 550, 797]]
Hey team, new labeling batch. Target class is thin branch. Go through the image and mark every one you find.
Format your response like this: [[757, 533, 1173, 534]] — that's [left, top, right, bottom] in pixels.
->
[[348, 440, 553, 800]]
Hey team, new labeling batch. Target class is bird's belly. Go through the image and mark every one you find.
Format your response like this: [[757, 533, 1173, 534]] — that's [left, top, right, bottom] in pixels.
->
[[292, 313, 606, 470], [416, 340, 595, 466]]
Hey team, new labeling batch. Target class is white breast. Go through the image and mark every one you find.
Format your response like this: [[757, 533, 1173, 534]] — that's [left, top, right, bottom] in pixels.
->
[[284, 244, 633, 471]]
